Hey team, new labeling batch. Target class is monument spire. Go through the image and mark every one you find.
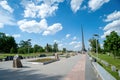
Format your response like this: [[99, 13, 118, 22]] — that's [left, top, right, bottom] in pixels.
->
[[81, 25, 86, 52]]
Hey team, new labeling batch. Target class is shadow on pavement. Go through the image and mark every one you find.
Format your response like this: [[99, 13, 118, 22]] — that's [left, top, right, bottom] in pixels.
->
[[0, 68, 63, 80]]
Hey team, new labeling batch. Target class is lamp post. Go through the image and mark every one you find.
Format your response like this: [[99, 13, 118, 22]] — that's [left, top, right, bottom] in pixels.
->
[[93, 34, 99, 77], [94, 34, 99, 59]]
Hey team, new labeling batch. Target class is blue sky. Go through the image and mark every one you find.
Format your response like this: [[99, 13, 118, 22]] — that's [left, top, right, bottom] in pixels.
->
[[0, 0, 120, 51]]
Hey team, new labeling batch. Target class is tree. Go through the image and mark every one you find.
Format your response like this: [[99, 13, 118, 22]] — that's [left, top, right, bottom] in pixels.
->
[[53, 42, 58, 52], [62, 48, 66, 53], [103, 31, 120, 58], [33, 44, 44, 53], [45, 43, 52, 52], [89, 37, 101, 53], [0, 32, 17, 53], [18, 39, 32, 54]]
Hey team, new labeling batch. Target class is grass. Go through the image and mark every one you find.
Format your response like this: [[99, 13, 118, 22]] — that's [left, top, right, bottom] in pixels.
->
[[30, 58, 56, 63], [0, 53, 53, 59], [89, 52, 120, 80], [91, 53, 120, 69], [0, 52, 64, 59]]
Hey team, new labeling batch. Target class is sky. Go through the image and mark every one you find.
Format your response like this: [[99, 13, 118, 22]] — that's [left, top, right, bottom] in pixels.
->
[[0, 0, 120, 51]]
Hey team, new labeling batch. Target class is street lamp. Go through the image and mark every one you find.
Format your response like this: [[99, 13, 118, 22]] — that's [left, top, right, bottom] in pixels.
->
[[93, 34, 99, 59], [93, 34, 99, 77]]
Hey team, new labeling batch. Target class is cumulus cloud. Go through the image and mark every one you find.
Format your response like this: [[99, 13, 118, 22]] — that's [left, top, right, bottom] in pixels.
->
[[0, 23, 4, 28], [101, 11, 120, 38], [103, 19, 120, 31], [18, 19, 62, 35], [88, 0, 110, 11], [12, 34, 21, 38], [54, 40, 60, 43], [0, 10, 15, 28], [73, 36, 77, 40], [69, 41, 81, 49], [0, 0, 15, 28], [17, 19, 47, 33], [66, 34, 71, 38], [21, 0, 64, 18], [70, 0, 83, 13], [69, 41, 77, 45], [0, 0, 14, 13], [74, 43, 81, 48], [104, 11, 120, 22], [42, 23, 63, 36]]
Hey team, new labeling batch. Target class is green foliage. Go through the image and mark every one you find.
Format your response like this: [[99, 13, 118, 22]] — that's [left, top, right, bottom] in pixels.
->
[[0, 32, 17, 53], [45, 43, 53, 52], [18, 47, 27, 54], [89, 37, 101, 53], [90, 53, 120, 80], [104, 31, 120, 58], [18, 39, 32, 54], [53, 42, 58, 52], [10, 47, 14, 54], [33, 44, 44, 53], [62, 48, 66, 53]]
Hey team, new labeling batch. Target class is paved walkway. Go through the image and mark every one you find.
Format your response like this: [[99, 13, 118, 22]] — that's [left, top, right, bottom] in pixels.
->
[[0, 54, 98, 80], [85, 54, 98, 80], [64, 54, 86, 80], [0, 54, 82, 80]]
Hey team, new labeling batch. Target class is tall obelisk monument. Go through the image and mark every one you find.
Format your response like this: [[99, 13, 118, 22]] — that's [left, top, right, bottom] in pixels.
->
[[81, 26, 86, 53]]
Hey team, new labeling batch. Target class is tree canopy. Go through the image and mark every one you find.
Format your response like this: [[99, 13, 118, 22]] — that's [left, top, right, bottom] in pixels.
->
[[0, 32, 17, 53], [103, 31, 120, 58], [89, 37, 101, 53]]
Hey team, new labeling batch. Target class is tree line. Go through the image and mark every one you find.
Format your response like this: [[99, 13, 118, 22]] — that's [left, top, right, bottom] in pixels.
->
[[89, 31, 120, 58], [0, 32, 66, 54]]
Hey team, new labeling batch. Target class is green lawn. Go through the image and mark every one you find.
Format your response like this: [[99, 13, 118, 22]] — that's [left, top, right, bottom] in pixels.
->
[[89, 52, 120, 80], [0, 52, 64, 59], [91, 53, 120, 69], [0, 53, 54, 59]]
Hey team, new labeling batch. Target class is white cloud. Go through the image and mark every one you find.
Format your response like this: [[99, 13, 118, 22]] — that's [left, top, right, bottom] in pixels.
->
[[0, 10, 15, 28], [103, 19, 120, 31], [101, 19, 120, 38], [69, 41, 77, 45], [88, 0, 110, 11], [21, 0, 64, 18], [5, 34, 10, 36], [54, 40, 60, 43], [24, 2, 37, 18], [0, 23, 4, 28], [81, 5, 87, 10], [58, 43, 63, 50], [12, 34, 21, 38], [58, 43, 63, 47], [74, 43, 81, 48], [101, 11, 120, 38], [17, 19, 47, 33], [70, 0, 83, 13], [43, 23, 63, 36], [0, 0, 13, 13], [66, 34, 71, 38], [101, 29, 112, 38], [73, 36, 77, 40], [104, 11, 120, 22]]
